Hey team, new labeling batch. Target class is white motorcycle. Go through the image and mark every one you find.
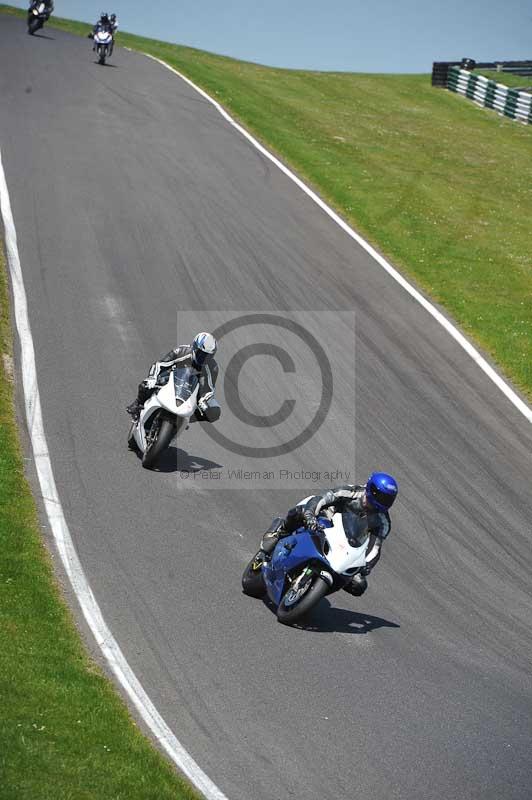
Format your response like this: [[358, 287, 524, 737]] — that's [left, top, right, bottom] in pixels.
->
[[127, 365, 200, 469], [93, 29, 113, 65]]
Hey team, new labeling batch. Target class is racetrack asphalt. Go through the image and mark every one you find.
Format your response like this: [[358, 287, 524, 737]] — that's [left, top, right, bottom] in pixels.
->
[[1, 15, 532, 800]]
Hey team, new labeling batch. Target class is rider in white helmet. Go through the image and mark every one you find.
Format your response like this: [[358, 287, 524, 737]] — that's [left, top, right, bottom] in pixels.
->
[[127, 332, 220, 422]]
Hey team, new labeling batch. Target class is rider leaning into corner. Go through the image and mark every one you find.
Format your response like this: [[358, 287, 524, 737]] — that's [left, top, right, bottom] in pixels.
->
[[126, 332, 221, 423], [28, 0, 53, 19], [88, 12, 114, 50], [91, 11, 113, 34], [252, 472, 399, 596]]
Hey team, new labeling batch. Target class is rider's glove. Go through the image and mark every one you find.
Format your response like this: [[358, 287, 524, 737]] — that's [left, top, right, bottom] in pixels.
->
[[198, 397, 208, 413], [360, 565, 371, 577], [303, 510, 321, 533], [144, 376, 157, 390]]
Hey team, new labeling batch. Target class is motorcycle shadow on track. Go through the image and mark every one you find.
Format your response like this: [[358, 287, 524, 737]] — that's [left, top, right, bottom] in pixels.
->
[[261, 595, 400, 635], [29, 32, 55, 39], [130, 443, 223, 474]]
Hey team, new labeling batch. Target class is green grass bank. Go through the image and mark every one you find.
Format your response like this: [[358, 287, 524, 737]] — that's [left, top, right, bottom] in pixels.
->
[[0, 244, 199, 796], [2, 4, 532, 400], [473, 69, 532, 89]]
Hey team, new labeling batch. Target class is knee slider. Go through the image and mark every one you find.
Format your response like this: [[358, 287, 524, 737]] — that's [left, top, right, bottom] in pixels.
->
[[344, 574, 368, 597]]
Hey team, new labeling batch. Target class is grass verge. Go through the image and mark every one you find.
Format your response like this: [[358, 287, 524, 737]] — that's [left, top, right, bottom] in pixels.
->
[[0, 243, 200, 797], [2, 3, 532, 399], [473, 69, 532, 90]]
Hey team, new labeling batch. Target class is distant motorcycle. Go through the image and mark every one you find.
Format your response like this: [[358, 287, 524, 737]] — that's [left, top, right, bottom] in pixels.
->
[[93, 29, 113, 65], [242, 501, 371, 625], [127, 365, 201, 469], [27, 2, 50, 35]]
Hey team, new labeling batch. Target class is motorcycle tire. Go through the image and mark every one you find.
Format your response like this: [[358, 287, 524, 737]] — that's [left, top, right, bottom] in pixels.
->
[[142, 418, 175, 469], [241, 557, 266, 598], [98, 47, 106, 65], [28, 19, 40, 34], [276, 573, 330, 626]]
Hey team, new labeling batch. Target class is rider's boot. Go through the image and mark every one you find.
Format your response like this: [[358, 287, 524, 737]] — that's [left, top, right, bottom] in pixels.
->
[[126, 399, 142, 419], [126, 381, 153, 419], [252, 517, 287, 567]]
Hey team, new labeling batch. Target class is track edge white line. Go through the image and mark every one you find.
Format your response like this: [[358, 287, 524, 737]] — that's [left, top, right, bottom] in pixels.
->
[[136, 49, 531, 425], [0, 149, 228, 800]]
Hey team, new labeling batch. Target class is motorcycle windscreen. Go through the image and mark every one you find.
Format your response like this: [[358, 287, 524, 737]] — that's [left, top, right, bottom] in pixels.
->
[[173, 366, 199, 404], [342, 509, 369, 547], [324, 513, 369, 574]]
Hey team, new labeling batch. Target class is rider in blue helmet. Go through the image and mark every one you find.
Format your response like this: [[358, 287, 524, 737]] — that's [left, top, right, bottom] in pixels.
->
[[252, 472, 398, 596], [365, 471, 399, 513]]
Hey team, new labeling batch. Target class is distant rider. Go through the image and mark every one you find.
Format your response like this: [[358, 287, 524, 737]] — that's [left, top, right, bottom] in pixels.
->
[[28, 0, 54, 21], [92, 11, 113, 34], [126, 332, 221, 423], [108, 13, 118, 53], [251, 473, 398, 596], [89, 12, 113, 49]]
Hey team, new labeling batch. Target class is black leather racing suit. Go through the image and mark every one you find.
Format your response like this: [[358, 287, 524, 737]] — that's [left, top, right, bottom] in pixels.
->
[[260, 485, 391, 596], [92, 19, 113, 34], [130, 345, 219, 421]]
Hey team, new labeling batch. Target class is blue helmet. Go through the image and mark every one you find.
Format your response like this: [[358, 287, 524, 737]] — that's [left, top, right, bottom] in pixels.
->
[[366, 472, 398, 512]]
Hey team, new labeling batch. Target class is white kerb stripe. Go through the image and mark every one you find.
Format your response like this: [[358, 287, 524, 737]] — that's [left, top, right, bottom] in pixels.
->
[[135, 51, 531, 425], [0, 149, 228, 800]]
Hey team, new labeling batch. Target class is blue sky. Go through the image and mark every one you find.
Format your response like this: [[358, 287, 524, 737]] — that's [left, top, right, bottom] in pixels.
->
[[12, 0, 532, 72]]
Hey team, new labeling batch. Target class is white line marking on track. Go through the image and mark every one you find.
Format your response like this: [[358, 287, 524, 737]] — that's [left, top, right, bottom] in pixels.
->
[[0, 149, 229, 800], [139, 50, 532, 425]]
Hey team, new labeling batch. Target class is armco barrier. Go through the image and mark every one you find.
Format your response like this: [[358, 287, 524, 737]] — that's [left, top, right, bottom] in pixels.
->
[[432, 60, 532, 86], [447, 66, 532, 124]]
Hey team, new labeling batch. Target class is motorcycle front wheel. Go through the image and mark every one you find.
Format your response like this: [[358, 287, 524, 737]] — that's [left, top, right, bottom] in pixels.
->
[[142, 418, 175, 469], [98, 46, 106, 65], [28, 19, 41, 34], [241, 557, 266, 598], [276, 571, 330, 626]]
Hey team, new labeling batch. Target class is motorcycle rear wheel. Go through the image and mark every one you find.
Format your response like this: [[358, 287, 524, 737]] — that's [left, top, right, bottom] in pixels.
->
[[241, 557, 266, 598], [142, 418, 175, 469], [277, 572, 329, 626]]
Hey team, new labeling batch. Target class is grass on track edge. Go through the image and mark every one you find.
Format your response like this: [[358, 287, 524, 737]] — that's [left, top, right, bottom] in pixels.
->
[[0, 237, 201, 799]]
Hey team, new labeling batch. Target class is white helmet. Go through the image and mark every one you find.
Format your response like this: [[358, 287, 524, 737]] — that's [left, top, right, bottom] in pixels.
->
[[191, 332, 217, 367]]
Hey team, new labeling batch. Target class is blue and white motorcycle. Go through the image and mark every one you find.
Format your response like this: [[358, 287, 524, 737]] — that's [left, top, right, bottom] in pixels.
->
[[242, 500, 371, 625], [93, 28, 113, 65]]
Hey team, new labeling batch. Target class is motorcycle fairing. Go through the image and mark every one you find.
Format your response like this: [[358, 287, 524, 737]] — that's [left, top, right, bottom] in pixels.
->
[[264, 528, 330, 607], [324, 514, 369, 574], [263, 513, 370, 606], [156, 375, 199, 416], [132, 369, 199, 453]]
